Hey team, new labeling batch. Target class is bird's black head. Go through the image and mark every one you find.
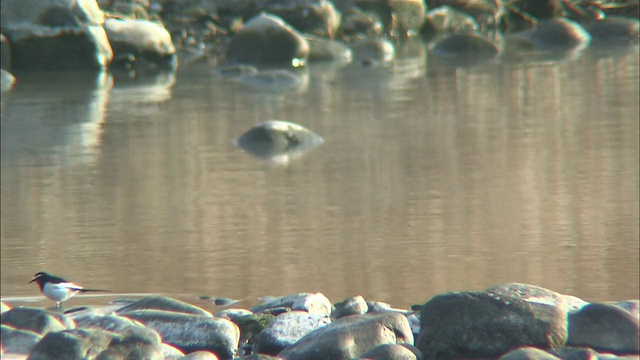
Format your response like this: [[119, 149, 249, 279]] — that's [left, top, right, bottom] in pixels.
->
[[29, 271, 50, 286]]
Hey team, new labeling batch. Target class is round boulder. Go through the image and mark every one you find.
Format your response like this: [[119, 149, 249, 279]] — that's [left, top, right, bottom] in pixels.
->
[[1, 0, 113, 71], [104, 18, 177, 71], [416, 291, 568, 360], [236, 121, 324, 164], [225, 13, 309, 67]]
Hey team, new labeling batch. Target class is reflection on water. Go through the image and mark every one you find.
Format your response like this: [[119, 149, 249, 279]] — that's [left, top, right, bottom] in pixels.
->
[[1, 44, 638, 308]]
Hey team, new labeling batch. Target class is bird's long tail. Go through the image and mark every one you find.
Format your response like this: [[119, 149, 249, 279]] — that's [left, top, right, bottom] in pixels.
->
[[78, 288, 111, 293]]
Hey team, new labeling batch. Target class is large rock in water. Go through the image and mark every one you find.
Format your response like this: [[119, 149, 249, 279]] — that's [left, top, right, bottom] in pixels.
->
[[104, 18, 177, 71], [225, 13, 309, 67], [277, 311, 414, 360], [236, 121, 324, 164], [416, 291, 568, 359], [1, 0, 113, 71]]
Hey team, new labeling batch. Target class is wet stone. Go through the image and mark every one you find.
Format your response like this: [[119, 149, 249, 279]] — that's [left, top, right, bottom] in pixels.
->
[[264, 0, 341, 38], [306, 35, 353, 63], [357, 343, 424, 360], [104, 18, 177, 71], [72, 312, 149, 333], [178, 350, 220, 359], [422, 5, 479, 36], [486, 283, 588, 315], [225, 13, 309, 67], [499, 346, 562, 360], [0, 307, 74, 335], [116, 295, 213, 317], [253, 310, 331, 355], [416, 291, 568, 360], [509, 18, 591, 51], [1, 0, 113, 71], [431, 33, 499, 66], [236, 121, 324, 164], [1, 324, 42, 355], [28, 328, 115, 360], [250, 293, 332, 317], [332, 295, 369, 319], [277, 311, 414, 360], [567, 302, 640, 354], [350, 39, 396, 66], [121, 309, 239, 359]]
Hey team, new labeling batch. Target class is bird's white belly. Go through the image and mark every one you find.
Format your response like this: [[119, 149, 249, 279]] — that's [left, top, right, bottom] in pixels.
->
[[42, 283, 80, 302]]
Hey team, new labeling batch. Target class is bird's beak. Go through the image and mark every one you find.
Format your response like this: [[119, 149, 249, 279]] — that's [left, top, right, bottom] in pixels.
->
[[29, 277, 36, 283]]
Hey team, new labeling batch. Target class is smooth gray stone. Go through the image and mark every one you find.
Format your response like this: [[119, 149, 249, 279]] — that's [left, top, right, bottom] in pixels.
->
[[250, 293, 332, 317], [306, 35, 353, 63], [116, 296, 213, 317], [350, 39, 395, 66], [264, 0, 341, 38], [1, 325, 42, 355], [431, 33, 499, 66], [73, 313, 149, 333], [358, 343, 424, 360], [423, 6, 479, 35], [104, 18, 177, 69], [215, 308, 254, 321], [332, 295, 368, 319], [1, 0, 113, 71], [608, 300, 640, 318], [499, 347, 561, 360], [253, 311, 331, 355], [586, 17, 640, 44], [236, 122, 324, 164], [509, 18, 591, 50], [1, 307, 74, 335], [277, 311, 414, 360], [225, 13, 309, 67], [121, 309, 239, 359], [96, 328, 165, 360], [388, 0, 427, 35], [486, 283, 588, 314], [568, 303, 640, 354], [416, 291, 567, 360], [28, 328, 115, 360], [178, 350, 219, 359]]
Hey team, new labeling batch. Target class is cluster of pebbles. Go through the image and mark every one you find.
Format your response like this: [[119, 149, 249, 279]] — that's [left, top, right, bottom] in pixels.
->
[[1, 283, 638, 359]]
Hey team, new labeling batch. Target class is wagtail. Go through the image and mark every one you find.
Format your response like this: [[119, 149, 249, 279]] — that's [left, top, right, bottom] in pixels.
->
[[29, 271, 110, 307]]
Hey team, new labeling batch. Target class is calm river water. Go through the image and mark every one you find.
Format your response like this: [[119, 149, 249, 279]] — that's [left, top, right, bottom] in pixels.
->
[[1, 41, 638, 309]]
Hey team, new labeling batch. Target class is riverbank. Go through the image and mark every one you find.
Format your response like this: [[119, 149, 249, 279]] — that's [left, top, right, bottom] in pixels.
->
[[1, 283, 638, 359]]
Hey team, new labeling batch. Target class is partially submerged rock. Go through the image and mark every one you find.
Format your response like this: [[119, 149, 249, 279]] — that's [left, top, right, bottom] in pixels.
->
[[1, 0, 113, 71], [104, 18, 177, 71], [225, 13, 309, 67], [236, 121, 324, 164]]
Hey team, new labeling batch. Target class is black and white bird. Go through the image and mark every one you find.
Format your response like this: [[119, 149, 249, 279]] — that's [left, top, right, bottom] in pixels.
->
[[29, 271, 110, 307]]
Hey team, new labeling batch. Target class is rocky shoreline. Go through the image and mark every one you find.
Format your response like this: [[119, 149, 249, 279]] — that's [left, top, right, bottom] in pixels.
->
[[1, 283, 638, 359], [1, 0, 639, 91]]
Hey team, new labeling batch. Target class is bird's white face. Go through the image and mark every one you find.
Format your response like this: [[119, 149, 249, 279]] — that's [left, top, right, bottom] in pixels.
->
[[42, 282, 82, 302]]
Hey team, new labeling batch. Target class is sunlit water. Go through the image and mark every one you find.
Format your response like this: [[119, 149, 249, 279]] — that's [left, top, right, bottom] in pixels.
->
[[1, 41, 638, 310]]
